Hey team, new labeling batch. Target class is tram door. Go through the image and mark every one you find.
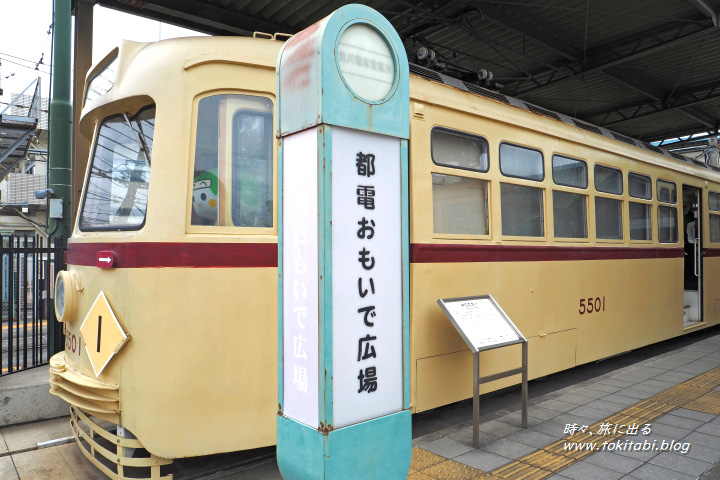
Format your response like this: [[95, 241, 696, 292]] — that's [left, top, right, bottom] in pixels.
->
[[682, 186, 703, 326]]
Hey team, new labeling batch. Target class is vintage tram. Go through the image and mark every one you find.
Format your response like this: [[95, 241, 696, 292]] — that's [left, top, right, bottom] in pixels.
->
[[49, 31, 719, 477]]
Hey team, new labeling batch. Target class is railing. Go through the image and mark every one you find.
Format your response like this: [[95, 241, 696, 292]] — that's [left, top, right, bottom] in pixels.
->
[[1, 235, 65, 375]]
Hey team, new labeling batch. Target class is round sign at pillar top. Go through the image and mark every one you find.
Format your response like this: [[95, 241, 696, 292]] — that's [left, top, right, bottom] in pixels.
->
[[336, 23, 396, 103]]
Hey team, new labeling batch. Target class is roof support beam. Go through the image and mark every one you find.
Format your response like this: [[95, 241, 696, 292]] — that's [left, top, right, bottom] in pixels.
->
[[474, 4, 582, 62], [394, 2, 576, 81], [583, 80, 720, 128], [596, 68, 716, 128], [687, 0, 720, 26], [643, 124, 718, 143], [462, 5, 717, 134], [677, 107, 717, 128], [510, 18, 713, 98], [659, 132, 718, 148], [73, 0, 93, 227], [394, 0, 468, 37]]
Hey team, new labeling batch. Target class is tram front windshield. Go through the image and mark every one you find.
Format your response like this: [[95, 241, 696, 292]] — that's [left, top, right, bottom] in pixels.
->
[[80, 106, 155, 231]]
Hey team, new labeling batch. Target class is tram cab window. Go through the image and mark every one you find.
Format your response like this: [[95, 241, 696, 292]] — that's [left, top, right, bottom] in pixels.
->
[[84, 52, 117, 109], [432, 174, 489, 235], [79, 106, 154, 231], [191, 94, 273, 227], [629, 172, 652, 241], [431, 129, 489, 172], [658, 180, 678, 243], [708, 191, 720, 242]]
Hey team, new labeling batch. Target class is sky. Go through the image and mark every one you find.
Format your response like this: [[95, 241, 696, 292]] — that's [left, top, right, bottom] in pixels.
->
[[0, 1, 205, 113]]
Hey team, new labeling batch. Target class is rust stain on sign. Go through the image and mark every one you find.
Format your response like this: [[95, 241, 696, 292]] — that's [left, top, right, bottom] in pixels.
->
[[282, 20, 322, 91]]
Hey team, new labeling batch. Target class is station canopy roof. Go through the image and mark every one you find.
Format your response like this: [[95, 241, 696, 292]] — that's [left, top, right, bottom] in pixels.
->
[[84, 0, 720, 145]]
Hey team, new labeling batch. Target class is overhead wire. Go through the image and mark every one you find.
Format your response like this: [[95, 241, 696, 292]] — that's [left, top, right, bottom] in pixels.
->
[[0, 52, 40, 65], [0, 56, 52, 75], [0, 22, 54, 85]]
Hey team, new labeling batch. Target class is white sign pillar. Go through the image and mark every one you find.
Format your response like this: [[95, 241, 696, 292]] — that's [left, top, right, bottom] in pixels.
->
[[276, 5, 410, 480]]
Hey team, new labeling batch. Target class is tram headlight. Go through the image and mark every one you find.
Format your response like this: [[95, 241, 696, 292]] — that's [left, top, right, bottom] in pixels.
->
[[55, 271, 79, 322], [337, 23, 396, 102]]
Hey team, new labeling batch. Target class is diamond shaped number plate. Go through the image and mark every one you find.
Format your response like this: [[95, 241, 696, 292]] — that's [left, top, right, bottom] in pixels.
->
[[80, 291, 129, 377]]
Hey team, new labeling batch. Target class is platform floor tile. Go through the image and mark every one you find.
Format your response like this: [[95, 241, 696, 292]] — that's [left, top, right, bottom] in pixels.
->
[[0, 456, 19, 480], [416, 364, 720, 480], [12, 447, 78, 480]]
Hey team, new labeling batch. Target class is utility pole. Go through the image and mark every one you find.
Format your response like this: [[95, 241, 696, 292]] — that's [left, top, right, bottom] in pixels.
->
[[48, 0, 73, 354]]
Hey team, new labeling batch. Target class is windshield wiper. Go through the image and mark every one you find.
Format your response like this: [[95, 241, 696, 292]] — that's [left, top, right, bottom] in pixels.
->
[[123, 113, 152, 165]]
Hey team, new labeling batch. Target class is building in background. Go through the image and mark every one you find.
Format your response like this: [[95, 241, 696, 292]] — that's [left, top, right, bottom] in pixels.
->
[[0, 78, 48, 236]]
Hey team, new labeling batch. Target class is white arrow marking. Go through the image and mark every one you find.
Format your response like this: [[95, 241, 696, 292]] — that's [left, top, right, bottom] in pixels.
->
[[98, 257, 112, 264]]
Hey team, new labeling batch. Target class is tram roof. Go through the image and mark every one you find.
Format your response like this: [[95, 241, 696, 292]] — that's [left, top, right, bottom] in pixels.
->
[[78, 0, 720, 147]]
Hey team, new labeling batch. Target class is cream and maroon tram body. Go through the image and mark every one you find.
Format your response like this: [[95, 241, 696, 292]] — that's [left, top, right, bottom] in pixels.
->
[[49, 37, 284, 468], [408, 67, 720, 411], [48, 34, 720, 471]]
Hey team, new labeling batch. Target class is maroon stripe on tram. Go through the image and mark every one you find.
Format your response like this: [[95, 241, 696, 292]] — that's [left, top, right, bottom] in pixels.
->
[[410, 243, 684, 263], [703, 248, 720, 258], [66, 242, 278, 268]]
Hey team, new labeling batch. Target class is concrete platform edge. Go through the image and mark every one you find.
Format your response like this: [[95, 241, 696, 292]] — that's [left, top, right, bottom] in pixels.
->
[[0, 366, 68, 427]]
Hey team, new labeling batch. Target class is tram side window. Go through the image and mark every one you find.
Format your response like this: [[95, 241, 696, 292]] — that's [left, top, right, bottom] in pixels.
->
[[552, 155, 587, 239], [657, 180, 677, 204], [659, 206, 678, 243], [595, 165, 623, 240], [553, 191, 587, 238], [628, 172, 652, 241], [499, 143, 543, 181], [709, 191, 720, 242], [432, 174, 489, 235], [500, 144, 544, 236], [501, 184, 544, 236], [431, 128, 489, 172], [552, 155, 587, 188], [191, 94, 273, 227], [79, 106, 154, 231], [596, 197, 623, 240], [595, 165, 623, 195], [657, 180, 678, 243]]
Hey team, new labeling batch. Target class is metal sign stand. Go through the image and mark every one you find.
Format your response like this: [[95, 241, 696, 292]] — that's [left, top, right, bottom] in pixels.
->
[[472, 340, 528, 447], [437, 295, 528, 448]]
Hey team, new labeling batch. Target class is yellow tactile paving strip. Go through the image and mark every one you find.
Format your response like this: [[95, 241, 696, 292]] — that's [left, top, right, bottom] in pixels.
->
[[412, 366, 720, 480], [685, 390, 720, 415]]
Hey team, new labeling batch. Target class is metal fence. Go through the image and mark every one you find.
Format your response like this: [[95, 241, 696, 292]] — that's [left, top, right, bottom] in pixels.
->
[[1, 235, 65, 375]]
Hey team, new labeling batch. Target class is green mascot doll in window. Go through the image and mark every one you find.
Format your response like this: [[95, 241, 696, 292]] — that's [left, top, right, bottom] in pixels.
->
[[192, 170, 219, 224]]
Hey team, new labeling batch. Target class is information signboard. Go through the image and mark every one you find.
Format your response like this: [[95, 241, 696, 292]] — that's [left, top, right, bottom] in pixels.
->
[[438, 295, 524, 351], [438, 294, 529, 444]]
